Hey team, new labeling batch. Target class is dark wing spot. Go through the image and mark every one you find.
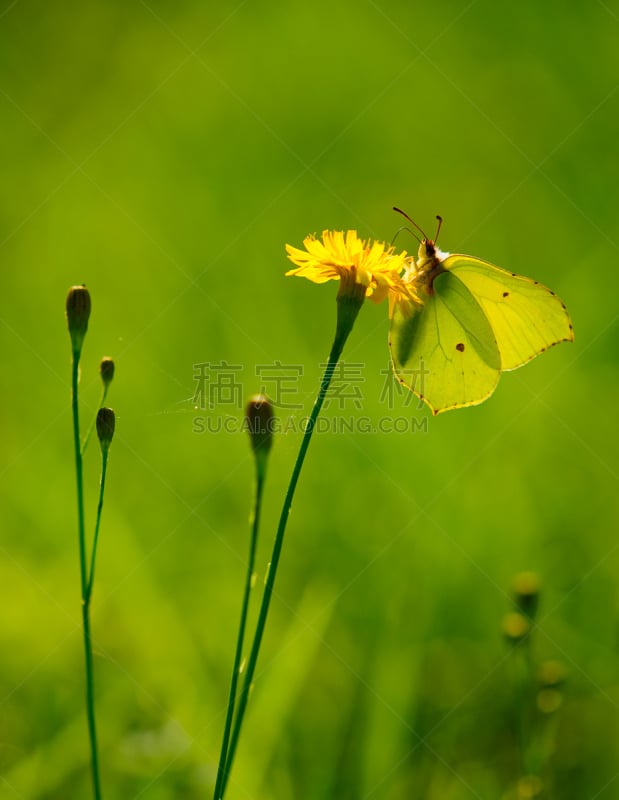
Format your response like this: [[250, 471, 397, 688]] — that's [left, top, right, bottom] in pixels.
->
[[502, 291, 509, 298], [456, 342, 465, 352]]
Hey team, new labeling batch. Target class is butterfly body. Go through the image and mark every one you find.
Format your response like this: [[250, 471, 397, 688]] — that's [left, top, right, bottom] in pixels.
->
[[402, 239, 448, 296], [389, 231, 574, 415]]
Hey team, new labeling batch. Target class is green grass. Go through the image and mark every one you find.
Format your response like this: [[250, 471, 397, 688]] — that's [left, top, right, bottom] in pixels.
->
[[1, 1, 618, 798]]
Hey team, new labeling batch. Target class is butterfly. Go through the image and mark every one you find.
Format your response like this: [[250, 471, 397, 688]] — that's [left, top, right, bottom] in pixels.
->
[[388, 209, 574, 415]]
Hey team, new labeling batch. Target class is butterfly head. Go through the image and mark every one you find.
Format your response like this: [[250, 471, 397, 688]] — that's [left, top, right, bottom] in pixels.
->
[[392, 209, 450, 294], [417, 237, 449, 267], [393, 208, 447, 265], [418, 237, 436, 262]]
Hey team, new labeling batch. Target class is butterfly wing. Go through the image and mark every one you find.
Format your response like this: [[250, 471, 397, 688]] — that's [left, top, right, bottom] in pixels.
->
[[443, 255, 574, 370], [389, 270, 502, 415]]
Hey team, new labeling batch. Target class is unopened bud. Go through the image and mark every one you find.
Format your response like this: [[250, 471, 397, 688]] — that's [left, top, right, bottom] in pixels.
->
[[96, 407, 115, 451], [513, 571, 540, 620], [537, 688, 563, 714], [516, 775, 543, 798], [100, 356, 115, 387], [66, 285, 91, 353], [537, 661, 565, 715], [537, 660, 566, 689], [502, 612, 530, 645], [245, 394, 274, 456]]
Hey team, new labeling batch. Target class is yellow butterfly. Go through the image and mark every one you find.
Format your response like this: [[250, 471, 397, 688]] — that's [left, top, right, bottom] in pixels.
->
[[389, 209, 574, 415]]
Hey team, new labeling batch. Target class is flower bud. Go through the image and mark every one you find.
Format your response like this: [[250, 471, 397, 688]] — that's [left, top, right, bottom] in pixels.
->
[[66, 285, 91, 353], [512, 571, 540, 620], [537, 660, 566, 689], [516, 775, 543, 798], [99, 356, 115, 387], [502, 611, 530, 646], [96, 407, 115, 452], [536, 660, 566, 714], [245, 394, 274, 456], [537, 688, 563, 714]]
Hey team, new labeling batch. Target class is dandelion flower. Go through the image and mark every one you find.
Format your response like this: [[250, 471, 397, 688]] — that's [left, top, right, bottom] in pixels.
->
[[286, 230, 419, 317]]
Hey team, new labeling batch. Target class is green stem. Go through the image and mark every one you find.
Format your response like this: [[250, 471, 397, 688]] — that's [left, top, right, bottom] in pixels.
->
[[82, 386, 108, 456], [213, 464, 266, 800], [219, 291, 362, 797], [71, 350, 102, 800], [81, 600, 101, 797], [86, 449, 109, 602], [518, 637, 535, 776]]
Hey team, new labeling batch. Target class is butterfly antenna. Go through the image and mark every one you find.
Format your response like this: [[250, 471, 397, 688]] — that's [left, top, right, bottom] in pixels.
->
[[393, 207, 429, 241], [434, 215, 443, 244], [391, 225, 421, 247]]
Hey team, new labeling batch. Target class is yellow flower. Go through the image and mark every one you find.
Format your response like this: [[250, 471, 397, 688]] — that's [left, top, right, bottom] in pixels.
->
[[285, 230, 419, 317]]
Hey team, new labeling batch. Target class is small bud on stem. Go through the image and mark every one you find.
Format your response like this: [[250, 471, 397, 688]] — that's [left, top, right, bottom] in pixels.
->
[[96, 407, 115, 452], [66, 285, 91, 354], [502, 611, 530, 645], [512, 571, 540, 620], [99, 357, 115, 388], [245, 395, 274, 457]]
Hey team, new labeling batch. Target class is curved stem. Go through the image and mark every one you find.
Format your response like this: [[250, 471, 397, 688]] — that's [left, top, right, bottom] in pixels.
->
[[219, 306, 358, 797], [71, 351, 102, 799], [86, 449, 109, 602], [213, 466, 266, 800], [82, 385, 108, 456]]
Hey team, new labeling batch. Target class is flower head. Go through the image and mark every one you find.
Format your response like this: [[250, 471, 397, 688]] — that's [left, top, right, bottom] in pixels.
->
[[286, 230, 419, 317]]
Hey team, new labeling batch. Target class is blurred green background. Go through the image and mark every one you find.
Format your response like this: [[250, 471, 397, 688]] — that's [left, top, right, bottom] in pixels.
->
[[1, 1, 618, 798]]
